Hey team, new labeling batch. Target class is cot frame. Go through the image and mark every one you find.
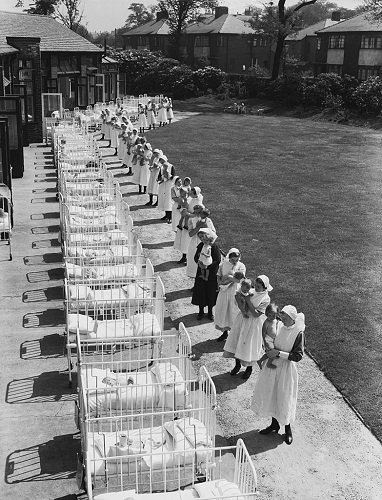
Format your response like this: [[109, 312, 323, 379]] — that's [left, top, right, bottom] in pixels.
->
[[81, 364, 217, 499], [65, 274, 165, 386]]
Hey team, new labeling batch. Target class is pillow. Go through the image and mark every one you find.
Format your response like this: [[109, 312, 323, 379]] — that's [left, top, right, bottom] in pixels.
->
[[151, 362, 183, 386], [67, 313, 95, 334], [111, 245, 131, 258], [131, 312, 161, 337], [68, 284, 93, 301], [65, 262, 83, 278], [193, 479, 244, 500]]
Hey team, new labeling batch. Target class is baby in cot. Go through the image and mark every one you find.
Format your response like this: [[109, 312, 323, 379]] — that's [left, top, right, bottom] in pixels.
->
[[257, 302, 280, 369]]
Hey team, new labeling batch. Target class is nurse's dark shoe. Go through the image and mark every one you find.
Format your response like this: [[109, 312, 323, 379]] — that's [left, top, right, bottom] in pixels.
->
[[284, 425, 293, 445], [259, 418, 280, 435]]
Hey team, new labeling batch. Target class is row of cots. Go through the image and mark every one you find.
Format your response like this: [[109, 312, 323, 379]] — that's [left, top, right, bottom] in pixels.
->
[[54, 120, 257, 500]]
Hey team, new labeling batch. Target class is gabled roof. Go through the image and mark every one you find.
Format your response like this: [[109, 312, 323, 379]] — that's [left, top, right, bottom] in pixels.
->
[[286, 18, 341, 41], [185, 13, 255, 34], [122, 19, 170, 36], [122, 13, 256, 37], [316, 13, 381, 33], [0, 10, 102, 54]]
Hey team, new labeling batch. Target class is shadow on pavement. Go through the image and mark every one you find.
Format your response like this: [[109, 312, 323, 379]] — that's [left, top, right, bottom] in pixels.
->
[[192, 338, 224, 361], [165, 288, 192, 302], [26, 267, 64, 283], [5, 433, 80, 484], [154, 260, 184, 272], [143, 241, 173, 249], [30, 212, 60, 220], [228, 429, 284, 455], [32, 238, 61, 249], [174, 312, 214, 328], [210, 372, 247, 394], [31, 225, 60, 234], [20, 334, 65, 360], [22, 285, 64, 302], [6, 370, 76, 404], [23, 308, 65, 328], [24, 252, 63, 265]]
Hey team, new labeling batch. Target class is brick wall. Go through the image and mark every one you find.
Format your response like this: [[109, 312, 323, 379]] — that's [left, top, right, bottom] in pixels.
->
[[6, 37, 43, 143]]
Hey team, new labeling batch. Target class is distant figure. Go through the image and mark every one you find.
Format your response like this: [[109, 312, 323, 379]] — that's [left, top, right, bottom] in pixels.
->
[[51, 110, 60, 119]]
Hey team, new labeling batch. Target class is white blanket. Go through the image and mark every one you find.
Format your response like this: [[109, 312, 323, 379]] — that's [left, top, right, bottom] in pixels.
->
[[82, 362, 186, 413], [89, 418, 209, 476]]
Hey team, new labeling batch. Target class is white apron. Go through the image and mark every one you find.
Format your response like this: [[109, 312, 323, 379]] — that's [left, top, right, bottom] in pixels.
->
[[224, 291, 270, 366], [251, 322, 303, 425]]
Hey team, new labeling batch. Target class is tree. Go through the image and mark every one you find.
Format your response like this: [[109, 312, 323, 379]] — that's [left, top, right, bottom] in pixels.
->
[[125, 3, 156, 28], [363, 0, 382, 21], [251, 0, 319, 80], [15, 0, 58, 15], [299, 0, 363, 26], [157, 0, 218, 59], [15, 0, 84, 32]]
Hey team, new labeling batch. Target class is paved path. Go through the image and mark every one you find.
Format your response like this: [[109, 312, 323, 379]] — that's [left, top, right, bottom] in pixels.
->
[[1, 112, 382, 500]]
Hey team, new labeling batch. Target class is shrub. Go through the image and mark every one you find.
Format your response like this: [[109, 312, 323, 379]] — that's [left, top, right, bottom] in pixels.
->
[[266, 75, 305, 106], [193, 66, 226, 93], [302, 73, 344, 109], [351, 76, 382, 115]]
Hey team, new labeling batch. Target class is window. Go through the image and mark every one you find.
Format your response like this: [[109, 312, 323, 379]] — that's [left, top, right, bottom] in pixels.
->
[[217, 35, 224, 47], [327, 64, 343, 75], [358, 66, 380, 80], [195, 35, 209, 47], [361, 35, 382, 49], [252, 38, 257, 47], [259, 38, 267, 47], [317, 37, 321, 50], [329, 34, 345, 49], [17, 59, 35, 122], [138, 36, 148, 46], [77, 77, 87, 107]]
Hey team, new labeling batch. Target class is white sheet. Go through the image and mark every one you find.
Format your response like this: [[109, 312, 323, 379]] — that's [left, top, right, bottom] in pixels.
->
[[82, 362, 187, 413], [0, 213, 10, 232], [88, 419, 209, 476]]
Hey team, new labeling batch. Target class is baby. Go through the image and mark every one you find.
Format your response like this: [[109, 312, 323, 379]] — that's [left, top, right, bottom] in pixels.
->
[[198, 234, 215, 281], [236, 278, 253, 318], [176, 187, 190, 230], [257, 303, 279, 370]]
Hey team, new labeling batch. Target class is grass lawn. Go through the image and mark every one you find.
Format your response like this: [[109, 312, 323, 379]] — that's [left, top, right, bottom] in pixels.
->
[[152, 113, 382, 441]]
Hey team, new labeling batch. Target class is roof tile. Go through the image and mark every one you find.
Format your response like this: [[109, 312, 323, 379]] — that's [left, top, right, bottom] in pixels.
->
[[0, 10, 102, 53]]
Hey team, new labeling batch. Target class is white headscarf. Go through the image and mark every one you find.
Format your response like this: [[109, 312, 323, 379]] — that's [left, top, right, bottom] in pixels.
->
[[281, 305, 306, 331], [257, 274, 273, 292]]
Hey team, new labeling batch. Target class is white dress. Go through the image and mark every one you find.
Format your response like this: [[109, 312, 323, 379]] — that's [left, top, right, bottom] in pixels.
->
[[186, 217, 215, 278], [171, 186, 182, 231], [148, 160, 160, 195], [139, 150, 152, 187], [214, 260, 246, 332], [117, 131, 126, 160], [167, 103, 174, 120], [147, 104, 157, 126], [224, 291, 270, 366], [138, 109, 147, 129], [110, 122, 120, 148], [157, 165, 174, 211], [251, 315, 305, 425], [158, 104, 168, 124], [131, 145, 141, 185]]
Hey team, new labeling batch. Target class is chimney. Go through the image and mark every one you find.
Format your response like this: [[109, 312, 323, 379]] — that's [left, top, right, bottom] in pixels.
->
[[331, 11, 341, 22], [215, 6, 229, 19], [156, 10, 168, 22]]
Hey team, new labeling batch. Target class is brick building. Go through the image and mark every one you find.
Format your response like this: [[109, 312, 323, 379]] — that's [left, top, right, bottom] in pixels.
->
[[315, 13, 382, 80], [286, 13, 342, 75], [0, 10, 111, 142], [122, 7, 274, 75]]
